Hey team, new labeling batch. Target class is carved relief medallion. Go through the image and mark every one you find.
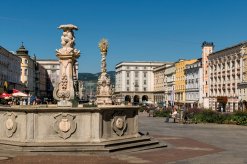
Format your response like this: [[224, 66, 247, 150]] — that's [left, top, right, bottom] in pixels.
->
[[4, 112, 17, 138], [111, 112, 127, 136], [54, 113, 76, 139], [59, 118, 71, 132]]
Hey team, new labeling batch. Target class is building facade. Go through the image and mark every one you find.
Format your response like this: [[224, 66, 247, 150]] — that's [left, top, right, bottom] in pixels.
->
[[115, 61, 170, 104], [16, 44, 36, 94], [174, 59, 197, 107], [33, 56, 47, 97], [208, 41, 246, 112], [185, 58, 203, 108], [153, 63, 172, 104], [201, 42, 214, 108], [164, 64, 175, 107], [0, 46, 21, 93], [238, 46, 247, 110], [36, 59, 79, 99]]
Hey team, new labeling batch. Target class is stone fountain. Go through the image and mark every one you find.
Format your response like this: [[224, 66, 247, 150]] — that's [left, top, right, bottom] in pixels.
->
[[0, 24, 165, 153]]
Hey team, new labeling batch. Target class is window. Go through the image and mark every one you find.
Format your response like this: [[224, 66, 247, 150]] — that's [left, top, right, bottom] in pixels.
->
[[126, 72, 130, 78], [24, 69, 28, 76], [143, 72, 147, 78], [135, 80, 138, 86], [24, 59, 28, 64], [135, 71, 138, 78], [143, 87, 146, 91], [127, 80, 129, 85], [127, 87, 129, 91], [232, 61, 235, 68], [144, 80, 146, 85]]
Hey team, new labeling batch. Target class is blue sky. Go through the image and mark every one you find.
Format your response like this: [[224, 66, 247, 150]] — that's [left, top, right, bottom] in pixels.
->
[[1, 0, 247, 73]]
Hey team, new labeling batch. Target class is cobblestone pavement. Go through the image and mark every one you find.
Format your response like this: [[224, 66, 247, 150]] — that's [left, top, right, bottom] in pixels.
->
[[0, 113, 246, 164]]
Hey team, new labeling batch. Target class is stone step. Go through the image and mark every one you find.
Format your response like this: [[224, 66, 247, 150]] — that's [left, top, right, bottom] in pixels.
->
[[103, 136, 151, 147], [106, 139, 166, 152]]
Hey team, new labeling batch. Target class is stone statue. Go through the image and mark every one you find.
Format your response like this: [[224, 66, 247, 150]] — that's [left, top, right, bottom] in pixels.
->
[[98, 38, 108, 73], [96, 38, 112, 105], [53, 24, 80, 107], [56, 24, 80, 57]]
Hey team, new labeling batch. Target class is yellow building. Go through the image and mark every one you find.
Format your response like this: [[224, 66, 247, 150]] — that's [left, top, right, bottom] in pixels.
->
[[175, 59, 197, 107]]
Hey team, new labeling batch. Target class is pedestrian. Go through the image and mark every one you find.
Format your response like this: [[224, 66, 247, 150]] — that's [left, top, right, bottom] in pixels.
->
[[171, 108, 178, 123]]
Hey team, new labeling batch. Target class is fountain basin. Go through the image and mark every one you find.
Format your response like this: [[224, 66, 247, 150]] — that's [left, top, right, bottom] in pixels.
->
[[0, 106, 164, 152]]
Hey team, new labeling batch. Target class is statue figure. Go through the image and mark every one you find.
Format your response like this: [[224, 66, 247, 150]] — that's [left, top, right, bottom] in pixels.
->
[[56, 24, 80, 57], [98, 38, 108, 52]]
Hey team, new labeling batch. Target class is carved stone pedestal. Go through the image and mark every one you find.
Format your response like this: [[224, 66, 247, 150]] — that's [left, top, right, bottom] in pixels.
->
[[53, 24, 80, 107]]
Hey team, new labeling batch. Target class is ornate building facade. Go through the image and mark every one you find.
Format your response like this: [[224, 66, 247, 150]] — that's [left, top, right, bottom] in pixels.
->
[[185, 58, 203, 108], [201, 42, 214, 108], [16, 44, 35, 94], [153, 63, 173, 104], [164, 64, 175, 107], [208, 41, 247, 112], [0, 46, 21, 93], [238, 47, 247, 110], [174, 59, 197, 107]]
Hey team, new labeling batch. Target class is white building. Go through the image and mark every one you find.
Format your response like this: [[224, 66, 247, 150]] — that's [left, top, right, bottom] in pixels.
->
[[238, 48, 247, 110], [185, 58, 203, 108], [115, 61, 170, 104], [164, 64, 175, 107], [37, 59, 79, 98], [208, 41, 246, 112]]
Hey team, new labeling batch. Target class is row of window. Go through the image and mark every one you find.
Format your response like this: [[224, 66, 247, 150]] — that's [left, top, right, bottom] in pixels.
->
[[186, 93, 199, 100], [210, 75, 240, 83], [126, 79, 147, 85], [125, 66, 147, 70], [126, 87, 147, 92], [126, 71, 147, 78], [210, 60, 240, 71], [210, 89, 236, 95]]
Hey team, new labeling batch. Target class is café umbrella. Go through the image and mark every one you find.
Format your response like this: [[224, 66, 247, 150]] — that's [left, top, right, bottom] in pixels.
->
[[0, 92, 12, 99], [12, 91, 28, 97]]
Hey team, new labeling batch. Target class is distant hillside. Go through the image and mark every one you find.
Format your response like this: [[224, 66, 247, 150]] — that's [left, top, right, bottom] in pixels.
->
[[78, 71, 115, 84]]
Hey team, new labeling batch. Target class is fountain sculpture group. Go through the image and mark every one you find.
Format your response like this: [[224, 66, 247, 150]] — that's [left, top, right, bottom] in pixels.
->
[[0, 24, 165, 152]]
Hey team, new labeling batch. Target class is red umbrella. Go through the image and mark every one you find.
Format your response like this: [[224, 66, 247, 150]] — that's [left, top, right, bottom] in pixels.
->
[[13, 89, 20, 93], [0, 92, 12, 99]]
